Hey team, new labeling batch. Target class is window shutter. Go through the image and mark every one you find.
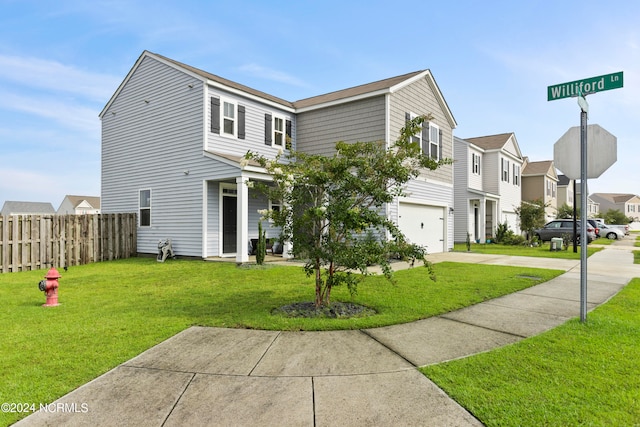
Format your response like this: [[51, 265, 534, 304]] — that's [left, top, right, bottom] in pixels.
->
[[264, 113, 272, 145], [211, 97, 220, 134], [405, 112, 411, 123], [238, 106, 245, 139], [285, 119, 292, 150], [438, 129, 443, 161]]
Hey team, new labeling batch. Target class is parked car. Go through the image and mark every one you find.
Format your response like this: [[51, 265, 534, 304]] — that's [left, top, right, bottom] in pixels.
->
[[534, 219, 596, 244], [592, 218, 629, 235], [587, 219, 625, 240]]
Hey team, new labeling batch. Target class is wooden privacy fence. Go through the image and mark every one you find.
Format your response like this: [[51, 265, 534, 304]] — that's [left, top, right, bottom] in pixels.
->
[[0, 214, 137, 273]]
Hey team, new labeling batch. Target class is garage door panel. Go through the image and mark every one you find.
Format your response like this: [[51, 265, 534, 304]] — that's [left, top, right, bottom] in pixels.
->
[[398, 203, 445, 253]]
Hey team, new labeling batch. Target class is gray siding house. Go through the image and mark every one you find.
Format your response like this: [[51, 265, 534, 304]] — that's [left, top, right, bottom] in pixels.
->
[[453, 133, 523, 243], [100, 51, 457, 261]]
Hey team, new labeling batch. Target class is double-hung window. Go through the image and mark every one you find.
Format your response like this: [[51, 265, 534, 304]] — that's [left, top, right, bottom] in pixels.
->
[[222, 100, 236, 136], [211, 97, 245, 139], [265, 114, 291, 149], [405, 112, 441, 160], [501, 158, 510, 182], [273, 117, 285, 147], [139, 189, 151, 227], [472, 153, 481, 175], [513, 164, 520, 186], [428, 124, 440, 160]]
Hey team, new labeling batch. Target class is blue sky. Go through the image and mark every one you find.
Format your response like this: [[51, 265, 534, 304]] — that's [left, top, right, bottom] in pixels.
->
[[1, 0, 638, 208]]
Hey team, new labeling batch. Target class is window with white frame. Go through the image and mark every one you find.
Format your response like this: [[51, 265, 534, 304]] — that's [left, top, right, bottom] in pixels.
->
[[269, 199, 281, 214], [501, 158, 510, 182], [429, 123, 440, 160], [472, 153, 481, 175], [407, 112, 421, 146], [513, 164, 520, 186], [273, 116, 285, 147], [222, 99, 236, 136], [405, 112, 441, 160], [139, 189, 151, 227]]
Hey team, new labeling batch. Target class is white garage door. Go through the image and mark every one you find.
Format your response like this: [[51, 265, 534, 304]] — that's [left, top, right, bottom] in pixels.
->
[[398, 203, 445, 254]]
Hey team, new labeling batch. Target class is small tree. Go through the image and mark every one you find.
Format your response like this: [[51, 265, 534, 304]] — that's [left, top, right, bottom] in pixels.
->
[[556, 203, 578, 219], [247, 115, 448, 307], [515, 199, 547, 242], [602, 209, 629, 225]]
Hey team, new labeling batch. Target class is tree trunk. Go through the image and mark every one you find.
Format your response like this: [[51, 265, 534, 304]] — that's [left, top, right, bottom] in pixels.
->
[[314, 257, 323, 307]]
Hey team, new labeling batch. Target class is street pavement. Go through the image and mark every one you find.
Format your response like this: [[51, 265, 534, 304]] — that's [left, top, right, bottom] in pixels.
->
[[15, 239, 640, 426]]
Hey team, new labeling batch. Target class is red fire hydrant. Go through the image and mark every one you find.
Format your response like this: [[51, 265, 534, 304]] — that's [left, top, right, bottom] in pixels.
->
[[41, 267, 61, 307]]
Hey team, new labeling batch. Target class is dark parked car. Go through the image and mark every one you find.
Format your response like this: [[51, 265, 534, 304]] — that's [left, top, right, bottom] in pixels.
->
[[534, 219, 596, 243]]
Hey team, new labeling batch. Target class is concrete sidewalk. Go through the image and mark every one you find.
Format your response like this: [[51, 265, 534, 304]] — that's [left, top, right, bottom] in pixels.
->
[[16, 241, 640, 426]]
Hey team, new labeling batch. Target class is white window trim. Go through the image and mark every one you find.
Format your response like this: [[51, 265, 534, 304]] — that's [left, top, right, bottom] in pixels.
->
[[501, 158, 510, 182], [139, 189, 151, 227], [429, 123, 440, 161], [273, 115, 285, 147], [472, 153, 481, 175], [220, 97, 237, 138]]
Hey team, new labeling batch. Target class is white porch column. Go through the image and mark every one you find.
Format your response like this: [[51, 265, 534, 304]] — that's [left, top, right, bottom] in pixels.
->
[[480, 198, 487, 243], [236, 176, 249, 263]]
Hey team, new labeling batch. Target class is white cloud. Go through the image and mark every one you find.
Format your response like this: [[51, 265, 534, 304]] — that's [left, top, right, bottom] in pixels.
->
[[0, 90, 100, 134], [0, 54, 121, 102]]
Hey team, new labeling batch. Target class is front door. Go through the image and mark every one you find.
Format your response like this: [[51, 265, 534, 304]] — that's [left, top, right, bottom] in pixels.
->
[[222, 193, 237, 254]]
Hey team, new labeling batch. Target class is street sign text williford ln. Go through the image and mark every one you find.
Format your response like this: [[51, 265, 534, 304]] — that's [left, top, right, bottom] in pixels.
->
[[547, 71, 623, 101]]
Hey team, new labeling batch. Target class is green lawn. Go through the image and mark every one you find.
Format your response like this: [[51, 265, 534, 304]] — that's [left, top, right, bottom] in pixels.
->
[[453, 242, 602, 258], [0, 258, 562, 426], [421, 277, 640, 426]]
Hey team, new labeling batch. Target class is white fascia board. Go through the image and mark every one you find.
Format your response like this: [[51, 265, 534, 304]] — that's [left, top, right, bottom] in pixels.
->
[[468, 188, 500, 199], [202, 151, 270, 178], [203, 151, 242, 168], [294, 89, 389, 113], [207, 80, 295, 113]]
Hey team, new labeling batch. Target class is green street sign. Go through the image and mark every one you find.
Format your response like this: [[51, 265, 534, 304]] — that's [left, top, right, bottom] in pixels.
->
[[548, 71, 623, 101]]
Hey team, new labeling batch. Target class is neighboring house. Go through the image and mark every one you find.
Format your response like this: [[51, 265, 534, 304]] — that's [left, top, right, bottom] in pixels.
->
[[556, 174, 575, 209], [0, 201, 56, 216], [100, 51, 457, 262], [57, 195, 101, 214], [576, 183, 599, 218], [453, 132, 523, 243], [590, 193, 640, 221], [521, 158, 559, 221]]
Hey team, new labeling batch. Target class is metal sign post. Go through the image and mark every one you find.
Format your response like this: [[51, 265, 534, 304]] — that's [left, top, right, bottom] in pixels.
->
[[549, 72, 623, 323], [579, 97, 588, 323]]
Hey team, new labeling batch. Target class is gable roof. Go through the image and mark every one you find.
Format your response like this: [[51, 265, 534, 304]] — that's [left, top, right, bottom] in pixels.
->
[[463, 132, 523, 160], [63, 195, 101, 209], [464, 133, 514, 150], [101, 51, 457, 129], [295, 70, 421, 108], [1, 201, 55, 215], [522, 160, 558, 179], [293, 69, 457, 128], [557, 174, 572, 186], [590, 193, 639, 203], [100, 51, 294, 117]]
